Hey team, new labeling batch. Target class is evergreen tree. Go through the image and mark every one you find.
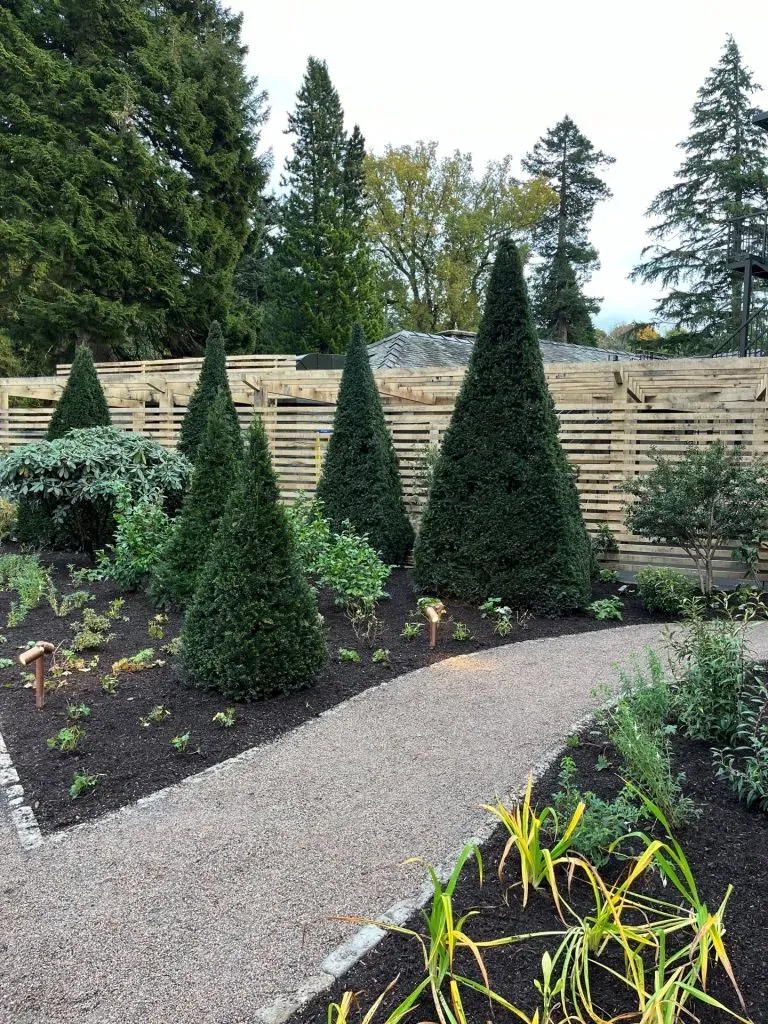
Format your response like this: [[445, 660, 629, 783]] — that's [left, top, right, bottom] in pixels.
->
[[0, 1, 267, 370], [182, 415, 327, 700], [413, 239, 593, 614], [151, 390, 241, 610], [632, 36, 768, 347], [523, 116, 613, 342], [261, 57, 382, 353], [177, 322, 241, 462], [317, 324, 413, 563], [535, 248, 596, 346], [47, 347, 111, 440]]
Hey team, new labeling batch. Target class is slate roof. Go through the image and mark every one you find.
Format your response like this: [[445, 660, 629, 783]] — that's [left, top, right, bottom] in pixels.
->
[[366, 330, 643, 370]]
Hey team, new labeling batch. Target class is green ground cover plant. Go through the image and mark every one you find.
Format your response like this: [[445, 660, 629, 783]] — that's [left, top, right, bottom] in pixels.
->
[[635, 566, 696, 615]]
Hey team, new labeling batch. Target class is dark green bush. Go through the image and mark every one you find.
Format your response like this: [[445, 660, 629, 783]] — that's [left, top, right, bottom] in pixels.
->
[[635, 566, 696, 615], [177, 321, 241, 462], [413, 240, 592, 614], [182, 416, 327, 700], [317, 324, 413, 564]]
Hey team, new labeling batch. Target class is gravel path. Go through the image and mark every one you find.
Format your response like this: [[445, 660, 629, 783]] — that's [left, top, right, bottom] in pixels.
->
[[3, 621, 767, 1024]]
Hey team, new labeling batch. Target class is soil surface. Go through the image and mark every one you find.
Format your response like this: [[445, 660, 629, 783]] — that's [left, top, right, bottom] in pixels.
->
[[293, 733, 768, 1024], [0, 551, 663, 833]]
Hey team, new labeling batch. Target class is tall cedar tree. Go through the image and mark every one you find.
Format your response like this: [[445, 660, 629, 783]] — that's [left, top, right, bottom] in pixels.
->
[[261, 58, 382, 353], [16, 346, 111, 544], [151, 390, 241, 610], [536, 248, 597, 346], [632, 36, 768, 347], [0, 1, 267, 370], [182, 415, 327, 700], [413, 240, 593, 614], [522, 116, 613, 343], [177, 322, 241, 461], [317, 324, 413, 563]]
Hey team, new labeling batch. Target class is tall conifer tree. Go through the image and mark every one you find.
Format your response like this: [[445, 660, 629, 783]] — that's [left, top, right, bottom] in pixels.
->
[[632, 36, 768, 347], [317, 324, 413, 564], [535, 248, 597, 346], [261, 58, 382, 353], [413, 240, 592, 614]]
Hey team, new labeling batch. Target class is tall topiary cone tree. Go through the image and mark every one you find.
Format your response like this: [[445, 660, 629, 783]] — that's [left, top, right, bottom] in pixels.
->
[[182, 414, 327, 700], [413, 239, 593, 614], [178, 321, 241, 461], [317, 323, 414, 563], [17, 345, 111, 544], [150, 390, 242, 610]]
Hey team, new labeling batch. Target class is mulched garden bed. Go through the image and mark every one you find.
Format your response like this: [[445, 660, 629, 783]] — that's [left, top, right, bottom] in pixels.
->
[[292, 732, 768, 1024], [0, 550, 664, 833]]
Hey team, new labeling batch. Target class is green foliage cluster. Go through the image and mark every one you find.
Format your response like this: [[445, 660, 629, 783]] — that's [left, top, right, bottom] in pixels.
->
[[177, 323, 242, 463], [413, 240, 593, 614], [47, 347, 111, 440], [182, 417, 327, 700], [713, 671, 768, 811], [635, 566, 696, 615], [317, 324, 413, 564], [534, 246, 597, 347], [152, 390, 242, 609], [96, 493, 175, 592], [0, 427, 190, 552], [0, 553, 48, 626], [624, 441, 768, 595], [588, 597, 623, 621]]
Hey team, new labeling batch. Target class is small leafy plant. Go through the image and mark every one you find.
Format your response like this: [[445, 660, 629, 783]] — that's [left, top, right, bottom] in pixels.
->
[[69, 770, 101, 800], [337, 647, 361, 663], [400, 621, 423, 641], [170, 731, 191, 752], [0, 658, 13, 670], [598, 568, 620, 584], [0, 553, 49, 626], [161, 636, 182, 656], [66, 703, 91, 721], [47, 725, 86, 752], [46, 583, 95, 618], [101, 674, 119, 695], [212, 707, 237, 729], [112, 648, 159, 674], [588, 596, 623, 621], [451, 621, 472, 641], [70, 609, 116, 652], [140, 704, 171, 727], [372, 647, 391, 666], [148, 614, 168, 641], [713, 671, 768, 811], [635, 566, 696, 616]]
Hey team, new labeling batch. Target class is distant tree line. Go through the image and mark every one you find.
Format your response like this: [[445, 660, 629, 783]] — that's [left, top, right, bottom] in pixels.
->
[[1, 10, 764, 370]]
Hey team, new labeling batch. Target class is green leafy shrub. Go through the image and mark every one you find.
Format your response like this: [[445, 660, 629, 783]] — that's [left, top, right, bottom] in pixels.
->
[[598, 568, 619, 584], [182, 416, 327, 700], [0, 428, 190, 552], [592, 522, 618, 555], [624, 441, 768, 595], [317, 323, 414, 564], [0, 498, 17, 541], [151, 390, 242, 609], [635, 566, 696, 616], [46, 582, 94, 617], [70, 608, 115, 651], [588, 596, 623, 621], [0, 553, 49, 626], [337, 648, 360, 663], [713, 672, 768, 811], [177, 321, 242, 462], [413, 240, 593, 614], [95, 491, 175, 590]]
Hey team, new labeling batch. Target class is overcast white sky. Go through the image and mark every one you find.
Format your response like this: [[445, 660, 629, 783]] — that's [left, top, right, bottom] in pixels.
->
[[236, 0, 768, 331]]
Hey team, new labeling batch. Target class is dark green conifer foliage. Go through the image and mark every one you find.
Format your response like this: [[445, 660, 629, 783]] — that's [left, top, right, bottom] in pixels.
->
[[536, 248, 596, 347], [413, 240, 593, 614], [182, 415, 327, 700], [317, 324, 413, 563], [150, 390, 241, 610], [177, 322, 241, 462], [47, 346, 111, 440]]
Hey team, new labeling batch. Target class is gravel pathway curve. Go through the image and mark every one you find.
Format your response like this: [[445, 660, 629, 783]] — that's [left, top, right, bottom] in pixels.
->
[[3, 621, 767, 1024]]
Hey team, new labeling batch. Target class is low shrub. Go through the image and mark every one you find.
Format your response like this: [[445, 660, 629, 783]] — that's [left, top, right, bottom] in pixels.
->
[[588, 596, 623, 621], [635, 566, 696, 616], [713, 670, 768, 811], [0, 553, 48, 626], [96, 491, 175, 590]]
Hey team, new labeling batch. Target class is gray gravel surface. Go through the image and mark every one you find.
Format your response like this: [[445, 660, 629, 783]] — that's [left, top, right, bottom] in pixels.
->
[[3, 622, 767, 1024]]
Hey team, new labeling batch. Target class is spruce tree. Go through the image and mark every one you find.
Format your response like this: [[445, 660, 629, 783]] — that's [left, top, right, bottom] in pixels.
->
[[413, 239, 593, 614], [151, 390, 241, 610], [536, 248, 597, 346], [177, 322, 241, 462], [523, 116, 613, 342], [632, 36, 768, 347], [317, 324, 413, 563], [47, 346, 111, 440], [261, 58, 382, 353], [182, 415, 327, 700]]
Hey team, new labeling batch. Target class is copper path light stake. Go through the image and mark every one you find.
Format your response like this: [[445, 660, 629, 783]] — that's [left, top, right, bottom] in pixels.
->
[[424, 602, 446, 650], [18, 642, 55, 710]]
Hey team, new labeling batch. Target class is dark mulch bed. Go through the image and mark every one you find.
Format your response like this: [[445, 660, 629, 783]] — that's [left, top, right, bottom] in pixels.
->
[[293, 734, 768, 1024], [0, 551, 663, 833]]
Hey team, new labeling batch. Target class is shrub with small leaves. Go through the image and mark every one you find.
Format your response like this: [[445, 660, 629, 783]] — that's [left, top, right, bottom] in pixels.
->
[[70, 609, 115, 651], [161, 636, 182, 656], [635, 566, 696, 616], [713, 672, 768, 811]]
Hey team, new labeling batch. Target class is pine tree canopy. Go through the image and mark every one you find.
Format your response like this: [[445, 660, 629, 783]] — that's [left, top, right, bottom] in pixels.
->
[[0, 1, 268, 371], [413, 239, 593, 614], [47, 347, 111, 440], [177, 321, 242, 462], [151, 389, 241, 610], [260, 57, 383, 353], [317, 323, 414, 564], [182, 414, 327, 700], [535, 248, 596, 347], [632, 35, 768, 347]]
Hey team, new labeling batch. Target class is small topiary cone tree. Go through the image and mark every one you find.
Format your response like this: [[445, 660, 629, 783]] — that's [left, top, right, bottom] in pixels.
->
[[150, 390, 242, 610], [181, 414, 327, 700], [413, 239, 593, 615], [178, 321, 241, 462], [17, 345, 111, 545], [317, 323, 414, 563]]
